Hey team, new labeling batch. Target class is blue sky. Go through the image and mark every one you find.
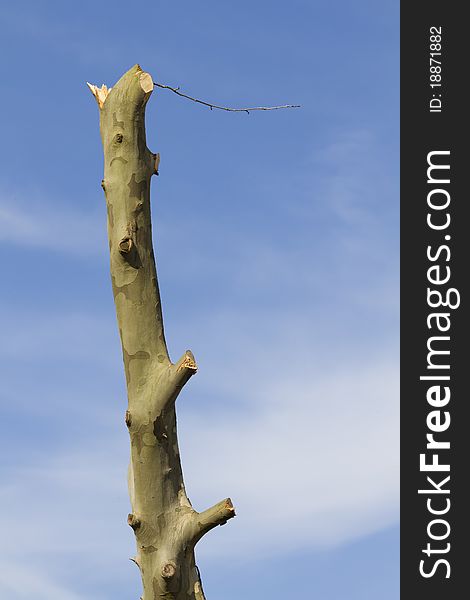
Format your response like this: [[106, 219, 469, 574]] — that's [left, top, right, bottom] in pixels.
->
[[0, 1, 399, 598]]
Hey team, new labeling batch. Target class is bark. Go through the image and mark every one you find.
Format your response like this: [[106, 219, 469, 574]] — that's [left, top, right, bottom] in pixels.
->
[[88, 65, 235, 600]]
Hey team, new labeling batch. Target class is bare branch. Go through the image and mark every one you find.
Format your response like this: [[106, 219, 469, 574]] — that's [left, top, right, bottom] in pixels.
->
[[194, 498, 236, 540], [155, 82, 300, 114]]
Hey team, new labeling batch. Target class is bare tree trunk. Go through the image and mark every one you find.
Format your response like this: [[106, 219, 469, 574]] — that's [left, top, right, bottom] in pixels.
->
[[88, 64, 235, 600]]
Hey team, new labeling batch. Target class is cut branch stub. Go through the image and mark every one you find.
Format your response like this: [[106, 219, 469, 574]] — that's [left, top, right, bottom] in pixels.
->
[[191, 498, 236, 544], [86, 82, 112, 109], [119, 236, 133, 254], [89, 64, 235, 600], [154, 152, 160, 175], [127, 513, 141, 531], [162, 562, 177, 580]]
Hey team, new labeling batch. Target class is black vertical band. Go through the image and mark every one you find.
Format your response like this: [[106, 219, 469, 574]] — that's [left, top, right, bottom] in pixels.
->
[[401, 3, 468, 598]]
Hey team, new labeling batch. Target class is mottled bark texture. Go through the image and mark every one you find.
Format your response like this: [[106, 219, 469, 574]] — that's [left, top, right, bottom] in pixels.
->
[[88, 65, 235, 600]]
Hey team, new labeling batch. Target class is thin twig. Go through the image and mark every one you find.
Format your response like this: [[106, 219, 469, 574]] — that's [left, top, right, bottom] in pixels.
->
[[154, 82, 300, 114]]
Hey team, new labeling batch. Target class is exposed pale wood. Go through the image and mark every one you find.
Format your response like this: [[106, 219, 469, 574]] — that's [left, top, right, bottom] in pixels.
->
[[86, 82, 112, 108]]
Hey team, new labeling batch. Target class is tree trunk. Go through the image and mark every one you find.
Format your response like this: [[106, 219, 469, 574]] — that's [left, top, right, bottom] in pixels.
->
[[88, 64, 235, 600]]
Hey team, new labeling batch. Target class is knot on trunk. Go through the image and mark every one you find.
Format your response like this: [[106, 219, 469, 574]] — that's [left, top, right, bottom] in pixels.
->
[[119, 237, 133, 254], [118, 234, 141, 268], [161, 561, 177, 579], [127, 513, 141, 531]]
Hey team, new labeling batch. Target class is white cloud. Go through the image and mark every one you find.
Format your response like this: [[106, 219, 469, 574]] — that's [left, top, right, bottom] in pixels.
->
[[0, 311, 115, 361], [0, 199, 106, 257], [0, 343, 398, 570], [312, 129, 397, 226], [179, 353, 399, 558], [0, 561, 90, 600], [0, 128, 398, 591], [0, 447, 136, 599]]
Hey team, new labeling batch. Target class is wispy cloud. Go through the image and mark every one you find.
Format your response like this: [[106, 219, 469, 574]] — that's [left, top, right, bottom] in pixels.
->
[[0, 311, 115, 361], [0, 447, 134, 599], [0, 192, 106, 257], [0, 322, 398, 562], [0, 561, 90, 600], [0, 128, 398, 593], [313, 129, 395, 226], [181, 354, 399, 558]]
